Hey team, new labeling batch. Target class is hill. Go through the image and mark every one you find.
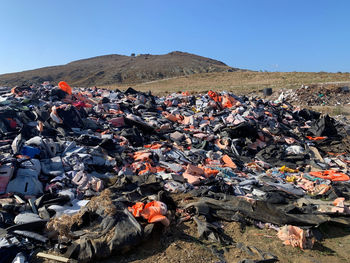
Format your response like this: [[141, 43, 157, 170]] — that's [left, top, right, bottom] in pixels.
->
[[0, 51, 238, 87]]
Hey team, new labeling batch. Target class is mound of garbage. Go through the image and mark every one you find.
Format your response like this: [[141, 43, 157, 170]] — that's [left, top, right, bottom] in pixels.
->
[[1, 82, 350, 262], [275, 84, 350, 106]]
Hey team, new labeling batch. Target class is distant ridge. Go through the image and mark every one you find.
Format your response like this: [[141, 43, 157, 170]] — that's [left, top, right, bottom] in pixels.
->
[[0, 51, 240, 87]]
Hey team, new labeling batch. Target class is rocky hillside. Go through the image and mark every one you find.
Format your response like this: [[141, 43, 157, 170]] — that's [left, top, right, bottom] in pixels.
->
[[0, 51, 239, 87]]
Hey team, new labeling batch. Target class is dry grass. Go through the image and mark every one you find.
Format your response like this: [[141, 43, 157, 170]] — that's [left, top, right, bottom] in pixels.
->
[[311, 105, 350, 116], [99, 71, 350, 95]]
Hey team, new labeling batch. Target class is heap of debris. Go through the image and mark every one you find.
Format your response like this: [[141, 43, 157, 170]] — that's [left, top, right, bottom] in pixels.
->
[[1, 82, 350, 262]]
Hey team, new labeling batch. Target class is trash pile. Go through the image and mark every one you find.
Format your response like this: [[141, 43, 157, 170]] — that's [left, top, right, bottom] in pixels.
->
[[274, 84, 350, 106], [1, 82, 350, 262]]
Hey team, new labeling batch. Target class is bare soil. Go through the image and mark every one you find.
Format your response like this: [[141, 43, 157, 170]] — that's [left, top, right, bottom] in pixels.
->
[[99, 195, 350, 263]]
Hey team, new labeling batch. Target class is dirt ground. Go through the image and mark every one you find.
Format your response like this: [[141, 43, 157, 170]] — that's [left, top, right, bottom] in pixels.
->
[[37, 220, 350, 263], [102, 223, 350, 263], [98, 195, 350, 263]]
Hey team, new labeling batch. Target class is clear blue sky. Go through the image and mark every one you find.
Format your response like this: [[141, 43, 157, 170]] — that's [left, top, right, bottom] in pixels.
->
[[0, 0, 349, 74]]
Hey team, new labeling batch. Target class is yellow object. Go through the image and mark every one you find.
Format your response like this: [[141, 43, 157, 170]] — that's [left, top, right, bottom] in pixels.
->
[[280, 165, 298, 173], [286, 176, 296, 182]]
